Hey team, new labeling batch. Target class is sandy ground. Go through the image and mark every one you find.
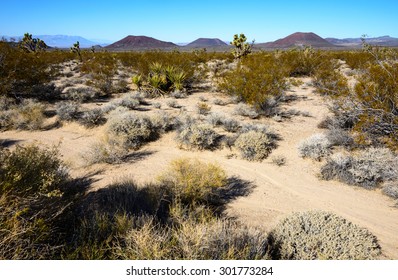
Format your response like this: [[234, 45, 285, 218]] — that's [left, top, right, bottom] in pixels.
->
[[2, 78, 397, 259]]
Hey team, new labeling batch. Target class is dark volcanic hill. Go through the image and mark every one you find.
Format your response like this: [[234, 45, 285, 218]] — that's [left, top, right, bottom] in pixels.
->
[[186, 38, 227, 48], [258, 32, 335, 48], [106, 35, 177, 50]]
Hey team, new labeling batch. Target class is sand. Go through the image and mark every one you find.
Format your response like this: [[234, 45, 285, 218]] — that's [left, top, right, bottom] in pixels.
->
[[2, 77, 397, 259]]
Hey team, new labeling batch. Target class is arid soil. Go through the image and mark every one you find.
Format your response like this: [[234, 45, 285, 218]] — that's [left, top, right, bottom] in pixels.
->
[[2, 77, 397, 259]]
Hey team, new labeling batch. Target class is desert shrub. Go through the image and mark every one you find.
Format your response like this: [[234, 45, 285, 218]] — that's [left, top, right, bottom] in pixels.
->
[[0, 42, 60, 100], [157, 158, 227, 205], [212, 98, 227, 106], [382, 182, 398, 199], [235, 131, 273, 161], [0, 144, 68, 196], [1, 99, 46, 131], [268, 211, 381, 260], [279, 46, 323, 77], [0, 96, 15, 111], [79, 108, 106, 128], [320, 148, 398, 189], [106, 112, 154, 150], [82, 141, 128, 165], [313, 67, 350, 97], [350, 61, 398, 148], [205, 113, 224, 127], [149, 111, 175, 132], [271, 155, 286, 166], [234, 103, 259, 119], [114, 213, 268, 260], [152, 102, 161, 109], [219, 54, 287, 111], [0, 144, 74, 259], [112, 93, 140, 110], [222, 118, 240, 132], [166, 99, 180, 108], [56, 101, 80, 121], [325, 128, 354, 148], [62, 87, 99, 102], [176, 122, 219, 150], [240, 123, 279, 141], [298, 133, 332, 161], [196, 102, 211, 115], [81, 53, 118, 95], [170, 90, 187, 99]]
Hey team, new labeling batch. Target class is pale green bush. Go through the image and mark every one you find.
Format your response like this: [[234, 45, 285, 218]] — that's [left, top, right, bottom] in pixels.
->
[[268, 211, 381, 260]]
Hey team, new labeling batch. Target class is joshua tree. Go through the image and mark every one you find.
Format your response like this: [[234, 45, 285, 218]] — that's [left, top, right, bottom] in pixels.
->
[[70, 41, 82, 61], [19, 33, 47, 53], [230, 33, 254, 60]]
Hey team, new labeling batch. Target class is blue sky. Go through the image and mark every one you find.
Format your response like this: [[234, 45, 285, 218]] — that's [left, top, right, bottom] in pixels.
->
[[1, 0, 397, 43]]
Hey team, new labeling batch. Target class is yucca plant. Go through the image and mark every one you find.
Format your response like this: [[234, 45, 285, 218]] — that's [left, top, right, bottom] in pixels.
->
[[131, 74, 143, 90], [149, 62, 164, 75], [148, 74, 167, 96], [167, 68, 187, 91]]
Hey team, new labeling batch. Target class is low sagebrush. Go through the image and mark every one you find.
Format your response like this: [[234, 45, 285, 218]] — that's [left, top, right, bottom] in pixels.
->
[[106, 112, 154, 150], [298, 133, 331, 161], [176, 122, 219, 150], [234, 131, 273, 161], [56, 101, 80, 121], [268, 211, 381, 260], [320, 148, 398, 189]]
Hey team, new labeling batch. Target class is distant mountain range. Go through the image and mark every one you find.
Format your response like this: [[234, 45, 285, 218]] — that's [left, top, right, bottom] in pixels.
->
[[1, 35, 108, 48], [2, 33, 398, 50], [325, 36, 398, 47]]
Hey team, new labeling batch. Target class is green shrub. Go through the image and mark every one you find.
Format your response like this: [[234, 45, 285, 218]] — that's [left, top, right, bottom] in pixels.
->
[[0, 144, 73, 259], [313, 67, 350, 97], [219, 54, 288, 111], [0, 144, 67, 197], [268, 211, 381, 260], [279, 46, 323, 77]]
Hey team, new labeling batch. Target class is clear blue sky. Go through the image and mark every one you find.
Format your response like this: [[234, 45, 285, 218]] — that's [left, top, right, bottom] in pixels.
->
[[1, 0, 397, 43]]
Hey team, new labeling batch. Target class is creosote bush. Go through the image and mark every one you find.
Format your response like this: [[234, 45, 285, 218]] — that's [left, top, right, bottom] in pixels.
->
[[268, 211, 381, 260], [219, 54, 287, 112], [0, 144, 75, 259]]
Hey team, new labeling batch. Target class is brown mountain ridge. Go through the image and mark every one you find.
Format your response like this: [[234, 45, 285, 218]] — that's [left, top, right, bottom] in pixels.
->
[[185, 38, 227, 48], [257, 32, 335, 48], [105, 35, 177, 50]]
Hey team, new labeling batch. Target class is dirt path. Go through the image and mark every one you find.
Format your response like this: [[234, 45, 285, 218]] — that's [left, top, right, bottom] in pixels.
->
[[2, 78, 397, 258]]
